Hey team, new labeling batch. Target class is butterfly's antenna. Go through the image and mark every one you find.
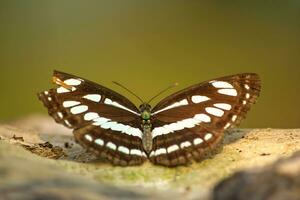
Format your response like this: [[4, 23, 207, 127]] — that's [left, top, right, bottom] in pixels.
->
[[112, 81, 144, 103], [147, 82, 178, 104]]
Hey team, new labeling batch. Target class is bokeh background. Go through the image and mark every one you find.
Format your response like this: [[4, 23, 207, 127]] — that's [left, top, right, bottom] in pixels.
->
[[0, 1, 299, 128]]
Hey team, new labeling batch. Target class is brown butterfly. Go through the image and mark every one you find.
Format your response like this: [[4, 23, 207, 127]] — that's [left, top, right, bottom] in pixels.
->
[[38, 71, 261, 167]]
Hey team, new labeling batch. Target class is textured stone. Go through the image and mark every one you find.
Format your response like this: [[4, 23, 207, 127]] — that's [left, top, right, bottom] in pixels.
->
[[0, 115, 300, 200], [213, 151, 300, 200]]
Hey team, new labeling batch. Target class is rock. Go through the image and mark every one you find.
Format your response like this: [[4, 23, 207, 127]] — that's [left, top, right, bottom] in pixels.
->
[[0, 142, 152, 200], [213, 151, 300, 200], [1, 115, 300, 200]]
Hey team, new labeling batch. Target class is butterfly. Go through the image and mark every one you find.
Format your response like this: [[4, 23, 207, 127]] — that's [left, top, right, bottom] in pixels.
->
[[38, 70, 261, 167]]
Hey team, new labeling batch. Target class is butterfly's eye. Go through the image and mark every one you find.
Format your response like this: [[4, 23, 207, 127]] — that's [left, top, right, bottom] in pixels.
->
[[139, 103, 151, 111]]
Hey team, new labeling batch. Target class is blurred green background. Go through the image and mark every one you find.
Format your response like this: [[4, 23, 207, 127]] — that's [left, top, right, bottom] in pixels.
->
[[0, 1, 299, 128]]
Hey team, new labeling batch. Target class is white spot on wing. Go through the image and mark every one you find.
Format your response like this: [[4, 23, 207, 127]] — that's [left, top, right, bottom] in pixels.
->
[[106, 142, 117, 150], [142, 152, 147, 157], [83, 94, 101, 102], [214, 103, 232, 110], [64, 120, 72, 127], [130, 149, 143, 156], [64, 78, 82, 86], [180, 118, 200, 128], [232, 115, 237, 122], [63, 101, 80, 108], [164, 122, 185, 132], [95, 138, 104, 146], [95, 119, 142, 139], [101, 121, 118, 129], [57, 112, 63, 119], [191, 95, 210, 103], [84, 112, 100, 121], [243, 100, 247, 105], [152, 99, 188, 115], [194, 114, 211, 123], [244, 84, 250, 90], [70, 105, 88, 114], [205, 107, 224, 117], [152, 114, 212, 138], [111, 123, 127, 132], [57, 87, 69, 93], [180, 141, 192, 149], [204, 133, 213, 141], [104, 98, 112, 105], [224, 123, 231, 129], [47, 97, 52, 101], [152, 118, 201, 138], [217, 89, 238, 96], [125, 127, 143, 138], [167, 144, 179, 153], [211, 81, 234, 88], [92, 117, 110, 125], [104, 98, 139, 115], [118, 146, 130, 154], [85, 134, 93, 142], [152, 127, 169, 138], [155, 148, 167, 156], [149, 151, 155, 157], [193, 138, 203, 145], [246, 93, 250, 99]]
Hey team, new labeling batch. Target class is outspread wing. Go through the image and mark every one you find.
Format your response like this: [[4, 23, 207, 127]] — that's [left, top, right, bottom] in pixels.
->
[[38, 70, 146, 166], [149, 73, 261, 166]]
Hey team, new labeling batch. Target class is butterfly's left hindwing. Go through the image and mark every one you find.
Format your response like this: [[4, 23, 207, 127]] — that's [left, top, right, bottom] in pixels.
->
[[149, 73, 261, 166], [38, 71, 146, 166]]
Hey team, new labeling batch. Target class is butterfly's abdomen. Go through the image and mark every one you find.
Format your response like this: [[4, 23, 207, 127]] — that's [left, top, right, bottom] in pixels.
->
[[142, 124, 152, 154], [140, 104, 153, 154]]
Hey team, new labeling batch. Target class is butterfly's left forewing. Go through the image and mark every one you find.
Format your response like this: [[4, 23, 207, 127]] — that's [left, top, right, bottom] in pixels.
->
[[38, 71, 146, 166], [149, 73, 261, 166]]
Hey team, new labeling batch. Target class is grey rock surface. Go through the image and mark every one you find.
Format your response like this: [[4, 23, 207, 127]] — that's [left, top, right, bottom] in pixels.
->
[[213, 151, 300, 200], [0, 115, 300, 200], [0, 141, 165, 200]]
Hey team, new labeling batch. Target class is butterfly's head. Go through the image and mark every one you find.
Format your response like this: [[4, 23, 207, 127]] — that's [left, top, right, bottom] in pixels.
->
[[139, 103, 151, 120]]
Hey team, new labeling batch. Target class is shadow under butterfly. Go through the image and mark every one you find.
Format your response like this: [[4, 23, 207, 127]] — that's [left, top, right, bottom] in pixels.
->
[[38, 71, 261, 167]]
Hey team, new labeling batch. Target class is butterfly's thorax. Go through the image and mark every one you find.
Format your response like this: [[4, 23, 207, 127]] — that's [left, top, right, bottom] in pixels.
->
[[139, 103, 153, 154]]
